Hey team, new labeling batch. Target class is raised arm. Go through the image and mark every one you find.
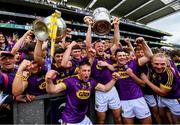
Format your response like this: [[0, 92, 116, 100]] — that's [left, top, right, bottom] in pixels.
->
[[141, 73, 172, 96], [11, 30, 33, 54], [61, 41, 77, 68], [12, 60, 30, 96], [96, 72, 119, 92], [112, 17, 120, 46], [34, 39, 45, 66], [45, 70, 65, 94], [84, 16, 94, 49], [110, 17, 121, 55], [124, 37, 135, 56], [137, 37, 153, 66], [126, 68, 145, 86], [97, 60, 115, 71]]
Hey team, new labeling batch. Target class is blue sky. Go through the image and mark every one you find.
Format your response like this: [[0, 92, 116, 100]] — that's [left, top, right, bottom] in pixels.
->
[[148, 11, 180, 45]]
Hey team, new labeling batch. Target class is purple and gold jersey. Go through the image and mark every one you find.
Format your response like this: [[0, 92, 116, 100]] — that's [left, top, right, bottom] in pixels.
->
[[115, 60, 144, 100], [51, 63, 69, 79], [68, 57, 88, 75], [0, 70, 16, 95], [148, 67, 180, 99], [57, 75, 98, 123], [26, 68, 47, 96], [138, 63, 154, 95], [105, 48, 112, 55], [169, 59, 180, 78], [91, 57, 113, 85]]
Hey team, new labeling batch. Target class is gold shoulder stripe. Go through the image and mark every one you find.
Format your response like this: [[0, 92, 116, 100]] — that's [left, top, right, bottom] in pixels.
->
[[95, 83, 101, 90], [60, 82, 67, 90], [166, 69, 173, 87], [138, 59, 141, 66], [160, 83, 172, 90]]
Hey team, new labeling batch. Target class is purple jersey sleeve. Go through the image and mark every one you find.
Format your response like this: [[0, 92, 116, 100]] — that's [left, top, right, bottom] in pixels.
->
[[115, 60, 144, 100], [61, 76, 98, 123]]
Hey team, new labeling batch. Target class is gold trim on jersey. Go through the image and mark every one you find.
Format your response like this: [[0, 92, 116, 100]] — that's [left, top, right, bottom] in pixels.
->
[[76, 90, 90, 99], [56, 79, 66, 90], [56, 79, 63, 84], [95, 83, 101, 90], [118, 71, 129, 79], [96, 64, 103, 70], [74, 67, 79, 74], [39, 81, 46, 90], [160, 83, 172, 90], [165, 69, 173, 88], [60, 82, 67, 90], [138, 59, 141, 66]]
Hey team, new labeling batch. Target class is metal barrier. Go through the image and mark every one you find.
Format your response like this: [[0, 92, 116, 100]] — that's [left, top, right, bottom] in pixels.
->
[[13, 92, 114, 124], [13, 92, 66, 124]]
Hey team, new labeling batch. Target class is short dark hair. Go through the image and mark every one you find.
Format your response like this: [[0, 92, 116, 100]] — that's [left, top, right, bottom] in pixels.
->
[[0, 32, 8, 45], [134, 46, 143, 52], [54, 48, 65, 55], [72, 45, 81, 50], [79, 61, 91, 68], [25, 42, 36, 52], [65, 37, 72, 43], [76, 38, 83, 43], [115, 48, 130, 56]]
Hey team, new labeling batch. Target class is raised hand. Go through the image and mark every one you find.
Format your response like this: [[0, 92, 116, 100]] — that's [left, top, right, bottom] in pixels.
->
[[25, 30, 34, 36], [112, 72, 120, 80], [124, 37, 130, 44], [26, 94, 36, 102], [98, 61, 108, 67], [45, 70, 58, 82], [18, 59, 31, 71], [88, 48, 96, 57], [84, 16, 94, 26], [112, 17, 120, 25], [140, 73, 149, 83], [135, 37, 145, 45], [68, 41, 77, 48], [104, 53, 111, 59], [126, 68, 133, 77]]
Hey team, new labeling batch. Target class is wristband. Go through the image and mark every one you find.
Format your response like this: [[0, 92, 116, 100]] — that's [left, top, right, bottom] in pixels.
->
[[16, 73, 23, 78]]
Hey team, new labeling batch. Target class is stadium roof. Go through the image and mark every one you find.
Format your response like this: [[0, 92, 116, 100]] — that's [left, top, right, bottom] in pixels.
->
[[60, 0, 180, 24]]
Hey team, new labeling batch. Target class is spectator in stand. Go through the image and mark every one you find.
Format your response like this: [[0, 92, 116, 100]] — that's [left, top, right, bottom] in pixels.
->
[[0, 51, 28, 124], [0, 51, 16, 124], [0, 32, 10, 51], [6, 35, 16, 50]]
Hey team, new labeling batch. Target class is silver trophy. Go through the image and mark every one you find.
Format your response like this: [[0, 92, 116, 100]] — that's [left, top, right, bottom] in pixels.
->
[[32, 10, 67, 41], [93, 7, 111, 35]]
